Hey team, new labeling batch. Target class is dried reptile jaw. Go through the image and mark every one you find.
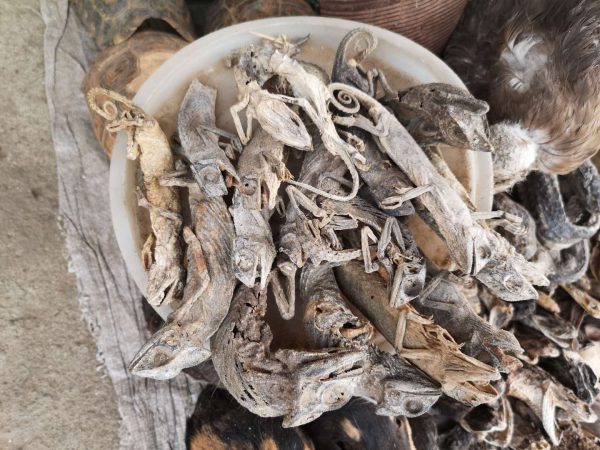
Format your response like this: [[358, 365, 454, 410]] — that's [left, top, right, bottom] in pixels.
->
[[128, 329, 211, 380], [507, 364, 597, 446]]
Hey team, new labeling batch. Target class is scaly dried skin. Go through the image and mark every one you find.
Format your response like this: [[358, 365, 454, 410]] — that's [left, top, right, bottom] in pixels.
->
[[331, 83, 549, 300], [493, 193, 538, 260], [178, 79, 238, 197], [319, 196, 426, 306], [236, 127, 290, 210], [87, 87, 184, 306], [413, 278, 523, 373], [330, 82, 490, 276], [335, 262, 501, 406], [391, 83, 493, 153], [507, 364, 597, 446], [252, 43, 365, 201], [330, 29, 417, 217], [300, 263, 373, 348], [518, 166, 600, 250], [278, 134, 361, 269], [129, 192, 235, 379], [230, 190, 276, 290], [212, 285, 441, 427]]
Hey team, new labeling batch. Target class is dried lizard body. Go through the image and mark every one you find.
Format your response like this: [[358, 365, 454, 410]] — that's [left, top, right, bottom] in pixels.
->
[[336, 262, 501, 406], [412, 276, 523, 373], [330, 82, 489, 276], [319, 196, 427, 307], [507, 364, 597, 446], [129, 190, 235, 379], [178, 79, 238, 197], [330, 83, 548, 300], [211, 285, 440, 428], [331, 27, 385, 98], [539, 350, 599, 405], [390, 83, 493, 153], [300, 263, 442, 417], [230, 190, 276, 290], [229, 49, 313, 150], [87, 87, 184, 306], [518, 162, 600, 250], [278, 130, 362, 268], [236, 127, 290, 211]]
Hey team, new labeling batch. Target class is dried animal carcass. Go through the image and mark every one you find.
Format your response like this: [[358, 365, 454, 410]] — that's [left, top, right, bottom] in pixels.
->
[[87, 26, 600, 447]]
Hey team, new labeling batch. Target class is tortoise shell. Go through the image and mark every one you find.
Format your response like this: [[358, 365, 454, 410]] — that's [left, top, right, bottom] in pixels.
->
[[73, 0, 195, 50], [205, 0, 315, 33], [82, 31, 187, 155]]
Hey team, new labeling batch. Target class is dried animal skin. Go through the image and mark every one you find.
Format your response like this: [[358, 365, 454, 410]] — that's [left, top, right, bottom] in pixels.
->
[[330, 82, 489, 276], [215, 284, 442, 425], [413, 278, 523, 373], [330, 83, 548, 300], [236, 127, 290, 210], [507, 364, 597, 446], [533, 239, 590, 284], [336, 262, 501, 406], [300, 263, 373, 348], [178, 79, 238, 197], [229, 58, 313, 150], [243, 40, 365, 201], [330, 30, 418, 217], [230, 190, 276, 290], [278, 132, 362, 268], [129, 191, 235, 379], [518, 164, 600, 250], [331, 28, 385, 98], [539, 350, 599, 404], [87, 87, 184, 306], [520, 311, 578, 350], [392, 83, 493, 153]]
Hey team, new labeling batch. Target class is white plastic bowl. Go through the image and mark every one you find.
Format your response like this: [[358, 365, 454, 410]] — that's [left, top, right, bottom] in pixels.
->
[[109, 17, 493, 319]]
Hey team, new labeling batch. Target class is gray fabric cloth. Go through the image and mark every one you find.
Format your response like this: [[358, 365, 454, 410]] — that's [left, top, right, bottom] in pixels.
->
[[41, 1, 202, 448]]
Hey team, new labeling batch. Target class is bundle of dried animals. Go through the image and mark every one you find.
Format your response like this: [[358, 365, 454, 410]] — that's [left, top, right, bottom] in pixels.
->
[[88, 28, 600, 448]]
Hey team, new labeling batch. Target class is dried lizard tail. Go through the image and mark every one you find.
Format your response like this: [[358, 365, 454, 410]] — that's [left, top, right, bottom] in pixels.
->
[[86, 86, 143, 122]]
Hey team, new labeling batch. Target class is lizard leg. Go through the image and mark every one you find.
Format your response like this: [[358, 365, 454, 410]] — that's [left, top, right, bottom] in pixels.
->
[[361, 226, 379, 273], [380, 184, 433, 210]]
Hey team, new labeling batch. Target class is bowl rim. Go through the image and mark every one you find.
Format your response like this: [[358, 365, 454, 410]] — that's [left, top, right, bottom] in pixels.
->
[[109, 16, 493, 319]]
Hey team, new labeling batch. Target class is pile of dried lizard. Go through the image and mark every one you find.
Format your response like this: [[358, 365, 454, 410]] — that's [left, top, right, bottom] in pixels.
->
[[87, 29, 600, 448]]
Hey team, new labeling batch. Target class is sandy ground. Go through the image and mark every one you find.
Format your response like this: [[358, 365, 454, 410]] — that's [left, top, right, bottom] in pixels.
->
[[0, 2, 121, 449]]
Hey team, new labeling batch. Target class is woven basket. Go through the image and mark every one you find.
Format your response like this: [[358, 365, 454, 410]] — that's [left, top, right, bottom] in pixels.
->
[[320, 0, 468, 54], [205, 0, 315, 33]]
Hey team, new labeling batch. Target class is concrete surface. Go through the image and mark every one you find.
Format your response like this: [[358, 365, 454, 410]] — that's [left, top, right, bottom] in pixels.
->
[[0, 2, 121, 449]]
